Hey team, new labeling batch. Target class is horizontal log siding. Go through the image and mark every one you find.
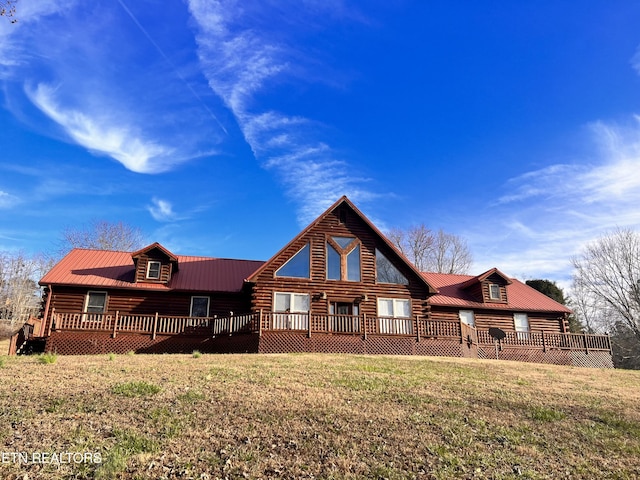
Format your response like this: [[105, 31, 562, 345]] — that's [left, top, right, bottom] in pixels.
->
[[250, 206, 431, 320], [431, 306, 564, 333], [43, 287, 251, 332]]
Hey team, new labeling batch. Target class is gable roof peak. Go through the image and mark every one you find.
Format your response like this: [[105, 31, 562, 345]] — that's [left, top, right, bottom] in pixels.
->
[[458, 267, 513, 289], [246, 196, 438, 294], [131, 242, 178, 262]]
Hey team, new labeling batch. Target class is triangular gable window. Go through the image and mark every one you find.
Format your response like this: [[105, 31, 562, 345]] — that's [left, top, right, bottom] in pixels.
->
[[376, 249, 408, 285], [275, 243, 310, 278], [332, 236, 355, 249]]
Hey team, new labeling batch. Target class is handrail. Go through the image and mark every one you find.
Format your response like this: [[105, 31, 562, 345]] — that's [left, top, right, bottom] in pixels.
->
[[49, 311, 612, 353]]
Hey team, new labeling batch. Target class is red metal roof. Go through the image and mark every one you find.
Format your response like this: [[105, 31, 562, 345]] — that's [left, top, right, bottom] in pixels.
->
[[40, 248, 265, 293], [421, 271, 572, 313]]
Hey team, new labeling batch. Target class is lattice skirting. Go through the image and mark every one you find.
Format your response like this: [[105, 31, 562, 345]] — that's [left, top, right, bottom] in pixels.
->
[[476, 344, 614, 368], [43, 331, 614, 368], [45, 331, 260, 355], [257, 332, 467, 357]]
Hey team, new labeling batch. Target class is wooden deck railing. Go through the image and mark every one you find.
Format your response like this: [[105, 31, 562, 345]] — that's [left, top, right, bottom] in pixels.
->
[[49, 310, 611, 353], [476, 330, 611, 352]]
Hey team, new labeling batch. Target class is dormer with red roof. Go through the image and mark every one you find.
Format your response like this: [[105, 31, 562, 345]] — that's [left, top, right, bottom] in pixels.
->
[[131, 242, 179, 284], [460, 267, 512, 304]]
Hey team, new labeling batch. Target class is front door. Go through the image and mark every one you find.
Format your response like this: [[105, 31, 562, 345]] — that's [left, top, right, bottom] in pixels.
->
[[329, 302, 359, 332]]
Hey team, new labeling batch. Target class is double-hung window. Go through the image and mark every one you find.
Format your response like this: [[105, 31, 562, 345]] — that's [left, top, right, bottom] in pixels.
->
[[489, 284, 501, 300], [377, 298, 412, 334], [84, 291, 107, 322], [85, 291, 107, 313], [190, 296, 210, 318], [273, 292, 310, 330], [459, 310, 475, 327], [147, 261, 162, 280], [514, 313, 530, 340]]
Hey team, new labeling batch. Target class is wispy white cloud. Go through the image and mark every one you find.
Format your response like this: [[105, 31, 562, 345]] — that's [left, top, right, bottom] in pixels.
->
[[1, 1, 225, 174], [27, 83, 174, 174], [470, 116, 640, 285], [0, 191, 19, 209], [148, 197, 176, 222], [187, 0, 377, 224]]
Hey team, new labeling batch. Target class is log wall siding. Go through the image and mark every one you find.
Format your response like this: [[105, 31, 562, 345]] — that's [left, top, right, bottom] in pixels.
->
[[431, 307, 564, 333], [43, 286, 251, 333], [249, 206, 432, 319]]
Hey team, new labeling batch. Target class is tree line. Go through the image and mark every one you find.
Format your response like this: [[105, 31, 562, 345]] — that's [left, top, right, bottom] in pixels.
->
[[0, 221, 145, 338]]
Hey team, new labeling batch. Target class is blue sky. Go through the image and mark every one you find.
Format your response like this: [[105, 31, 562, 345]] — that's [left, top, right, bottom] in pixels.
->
[[2, 1, 640, 287]]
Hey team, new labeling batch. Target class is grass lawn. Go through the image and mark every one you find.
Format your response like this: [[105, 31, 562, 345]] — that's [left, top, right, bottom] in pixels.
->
[[0, 352, 639, 479]]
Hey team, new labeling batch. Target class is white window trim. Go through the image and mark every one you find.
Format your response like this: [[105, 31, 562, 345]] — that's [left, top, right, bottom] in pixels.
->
[[459, 310, 475, 327], [190, 296, 210, 317], [84, 291, 107, 317], [514, 313, 529, 331], [377, 298, 411, 318], [273, 292, 310, 313], [147, 260, 162, 280], [488, 283, 501, 300]]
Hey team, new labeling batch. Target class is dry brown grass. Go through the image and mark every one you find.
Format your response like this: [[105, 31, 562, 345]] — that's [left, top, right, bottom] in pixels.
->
[[0, 353, 639, 479], [0, 338, 10, 355]]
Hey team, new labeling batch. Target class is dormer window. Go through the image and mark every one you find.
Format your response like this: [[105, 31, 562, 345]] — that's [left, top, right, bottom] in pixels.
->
[[489, 284, 501, 300], [147, 261, 161, 280]]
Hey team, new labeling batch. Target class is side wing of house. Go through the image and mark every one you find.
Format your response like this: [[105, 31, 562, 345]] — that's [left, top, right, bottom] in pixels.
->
[[423, 269, 571, 335], [247, 197, 437, 326], [39, 245, 262, 335]]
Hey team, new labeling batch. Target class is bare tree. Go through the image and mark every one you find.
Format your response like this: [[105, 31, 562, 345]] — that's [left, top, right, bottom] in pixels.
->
[[0, 252, 52, 336], [388, 224, 473, 274], [387, 224, 434, 272], [571, 228, 640, 368], [429, 229, 473, 274], [60, 220, 146, 255], [0, 0, 17, 23]]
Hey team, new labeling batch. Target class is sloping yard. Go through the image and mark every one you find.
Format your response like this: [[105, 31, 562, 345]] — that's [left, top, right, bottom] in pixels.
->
[[0, 350, 639, 479]]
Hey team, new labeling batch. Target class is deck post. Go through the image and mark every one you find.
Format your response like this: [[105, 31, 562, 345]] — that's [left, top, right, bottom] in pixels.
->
[[416, 315, 420, 343], [112, 311, 119, 338], [363, 313, 367, 340], [41, 284, 53, 337], [583, 332, 589, 354], [606, 332, 612, 353], [541, 330, 546, 352], [308, 313, 312, 338], [152, 312, 158, 340], [259, 310, 263, 337], [48, 308, 56, 336]]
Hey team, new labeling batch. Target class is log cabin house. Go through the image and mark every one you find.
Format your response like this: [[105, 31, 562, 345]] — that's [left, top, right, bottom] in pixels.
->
[[11, 197, 612, 367]]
